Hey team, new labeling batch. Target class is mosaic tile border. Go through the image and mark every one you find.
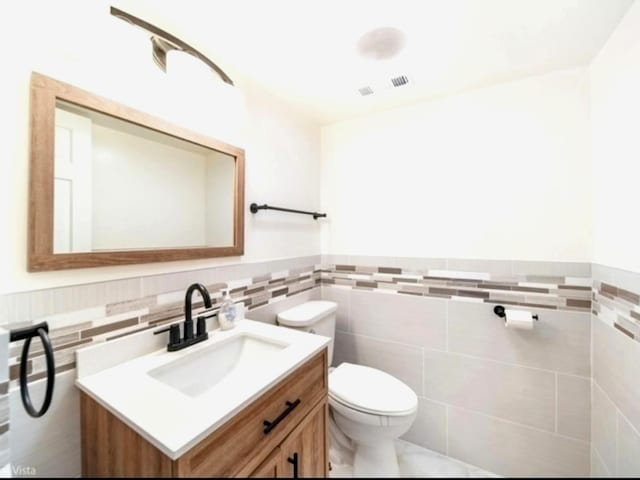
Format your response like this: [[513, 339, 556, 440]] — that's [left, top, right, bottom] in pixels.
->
[[9, 257, 640, 390], [592, 280, 640, 343], [320, 263, 592, 312], [7, 265, 322, 388]]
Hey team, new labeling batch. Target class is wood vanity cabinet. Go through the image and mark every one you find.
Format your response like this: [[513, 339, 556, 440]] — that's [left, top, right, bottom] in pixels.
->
[[81, 348, 329, 478], [248, 400, 327, 478]]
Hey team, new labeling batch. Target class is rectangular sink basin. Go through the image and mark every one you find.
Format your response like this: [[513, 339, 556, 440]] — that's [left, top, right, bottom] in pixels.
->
[[148, 333, 288, 397]]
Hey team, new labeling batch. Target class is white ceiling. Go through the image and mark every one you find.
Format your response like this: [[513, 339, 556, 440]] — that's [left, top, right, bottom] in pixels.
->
[[114, 0, 634, 124]]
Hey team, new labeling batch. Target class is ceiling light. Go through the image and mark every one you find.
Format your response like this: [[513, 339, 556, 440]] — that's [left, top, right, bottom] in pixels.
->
[[356, 27, 406, 61]]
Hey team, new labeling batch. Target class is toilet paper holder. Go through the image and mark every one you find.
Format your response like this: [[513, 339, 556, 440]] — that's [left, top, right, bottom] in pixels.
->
[[493, 305, 539, 321]]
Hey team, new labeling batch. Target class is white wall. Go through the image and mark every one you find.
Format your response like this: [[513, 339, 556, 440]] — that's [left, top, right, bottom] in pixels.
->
[[0, 0, 321, 294], [92, 124, 207, 250], [321, 68, 592, 262], [590, 0, 640, 273], [205, 151, 235, 246]]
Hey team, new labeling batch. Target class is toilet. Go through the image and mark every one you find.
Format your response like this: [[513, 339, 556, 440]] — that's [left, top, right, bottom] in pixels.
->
[[277, 300, 418, 476]]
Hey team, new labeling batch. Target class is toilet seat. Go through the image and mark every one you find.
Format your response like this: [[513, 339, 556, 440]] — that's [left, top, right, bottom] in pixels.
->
[[329, 363, 418, 417]]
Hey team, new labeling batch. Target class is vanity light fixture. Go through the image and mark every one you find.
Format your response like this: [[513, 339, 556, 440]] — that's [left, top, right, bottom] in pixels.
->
[[110, 6, 234, 86]]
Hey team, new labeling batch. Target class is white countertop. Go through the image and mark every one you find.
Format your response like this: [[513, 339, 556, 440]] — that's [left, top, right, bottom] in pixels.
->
[[75, 319, 330, 460]]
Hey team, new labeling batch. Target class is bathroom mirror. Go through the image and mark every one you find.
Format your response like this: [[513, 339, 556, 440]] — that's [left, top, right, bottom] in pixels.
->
[[28, 73, 245, 271]]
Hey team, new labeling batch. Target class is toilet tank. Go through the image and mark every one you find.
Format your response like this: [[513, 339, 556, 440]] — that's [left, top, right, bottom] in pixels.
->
[[277, 301, 337, 364]]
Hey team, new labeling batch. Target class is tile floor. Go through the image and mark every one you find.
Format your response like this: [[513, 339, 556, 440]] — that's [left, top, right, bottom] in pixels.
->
[[330, 439, 498, 478]]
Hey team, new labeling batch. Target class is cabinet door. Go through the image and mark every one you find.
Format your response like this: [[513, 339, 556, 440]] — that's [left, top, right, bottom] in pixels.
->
[[279, 400, 328, 478], [248, 447, 282, 478]]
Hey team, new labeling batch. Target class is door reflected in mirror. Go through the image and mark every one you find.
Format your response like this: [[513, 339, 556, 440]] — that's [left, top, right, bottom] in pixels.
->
[[53, 101, 235, 253]]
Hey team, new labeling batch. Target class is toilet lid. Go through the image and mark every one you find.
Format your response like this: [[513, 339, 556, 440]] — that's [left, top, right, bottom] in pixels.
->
[[277, 301, 337, 327], [329, 363, 418, 416]]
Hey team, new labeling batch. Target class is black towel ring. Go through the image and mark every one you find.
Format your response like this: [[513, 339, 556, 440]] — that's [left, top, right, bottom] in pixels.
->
[[10, 322, 55, 418]]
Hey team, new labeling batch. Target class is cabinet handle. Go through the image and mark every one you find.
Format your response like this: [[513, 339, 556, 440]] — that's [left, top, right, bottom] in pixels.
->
[[263, 399, 301, 434], [287, 452, 299, 478]]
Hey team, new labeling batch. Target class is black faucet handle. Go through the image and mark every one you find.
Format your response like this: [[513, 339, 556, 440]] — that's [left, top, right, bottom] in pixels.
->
[[197, 316, 207, 337], [170, 324, 181, 345], [184, 318, 194, 340], [154, 323, 181, 347]]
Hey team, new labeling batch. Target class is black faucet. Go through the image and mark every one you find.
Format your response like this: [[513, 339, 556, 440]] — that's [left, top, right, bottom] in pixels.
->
[[154, 283, 213, 351]]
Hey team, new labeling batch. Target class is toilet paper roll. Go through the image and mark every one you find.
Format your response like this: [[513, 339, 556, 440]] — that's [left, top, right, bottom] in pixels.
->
[[504, 308, 534, 330]]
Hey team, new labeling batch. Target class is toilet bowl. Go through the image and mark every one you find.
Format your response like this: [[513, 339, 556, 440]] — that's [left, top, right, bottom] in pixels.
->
[[329, 362, 417, 475], [277, 301, 418, 476]]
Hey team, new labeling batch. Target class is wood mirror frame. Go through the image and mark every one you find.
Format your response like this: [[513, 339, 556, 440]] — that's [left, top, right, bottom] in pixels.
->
[[28, 72, 245, 271]]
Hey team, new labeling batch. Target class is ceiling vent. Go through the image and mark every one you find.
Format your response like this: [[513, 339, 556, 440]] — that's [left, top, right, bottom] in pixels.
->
[[358, 86, 374, 96], [391, 75, 409, 87]]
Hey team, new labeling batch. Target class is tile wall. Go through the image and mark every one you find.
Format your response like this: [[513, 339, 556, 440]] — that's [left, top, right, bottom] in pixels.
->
[[2, 255, 640, 477], [0, 255, 322, 477], [322, 255, 593, 477], [591, 264, 640, 477], [1, 256, 322, 388], [0, 328, 8, 472]]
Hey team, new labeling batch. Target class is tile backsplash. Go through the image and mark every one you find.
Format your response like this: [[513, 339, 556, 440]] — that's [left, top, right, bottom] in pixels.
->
[[2, 255, 640, 477], [2, 256, 322, 388], [0, 256, 323, 477]]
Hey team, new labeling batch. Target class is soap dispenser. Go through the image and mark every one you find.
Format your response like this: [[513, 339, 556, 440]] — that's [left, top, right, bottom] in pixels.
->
[[218, 288, 237, 330]]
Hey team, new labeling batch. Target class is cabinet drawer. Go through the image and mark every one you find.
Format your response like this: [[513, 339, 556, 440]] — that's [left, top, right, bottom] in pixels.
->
[[174, 348, 328, 477]]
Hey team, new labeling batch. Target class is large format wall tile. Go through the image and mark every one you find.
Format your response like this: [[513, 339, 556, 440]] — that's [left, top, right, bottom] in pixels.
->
[[591, 265, 640, 476], [320, 286, 350, 331], [448, 301, 590, 376], [591, 381, 618, 473], [423, 349, 556, 432], [593, 316, 640, 432], [2, 256, 616, 479], [323, 254, 593, 478], [448, 407, 589, 477], [591, 448, 611, 477], [10, 371, 81, 477], [592, 379, 640, 477], [557, 374, 591, 441], [402, 397, 447, 455], [617, 412, 640, 476], [333, 331, 423, 395], [349, 290, 447, 349]]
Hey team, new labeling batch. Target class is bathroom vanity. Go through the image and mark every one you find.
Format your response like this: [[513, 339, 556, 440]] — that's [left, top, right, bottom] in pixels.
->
[[76, 320, 330, 477]]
